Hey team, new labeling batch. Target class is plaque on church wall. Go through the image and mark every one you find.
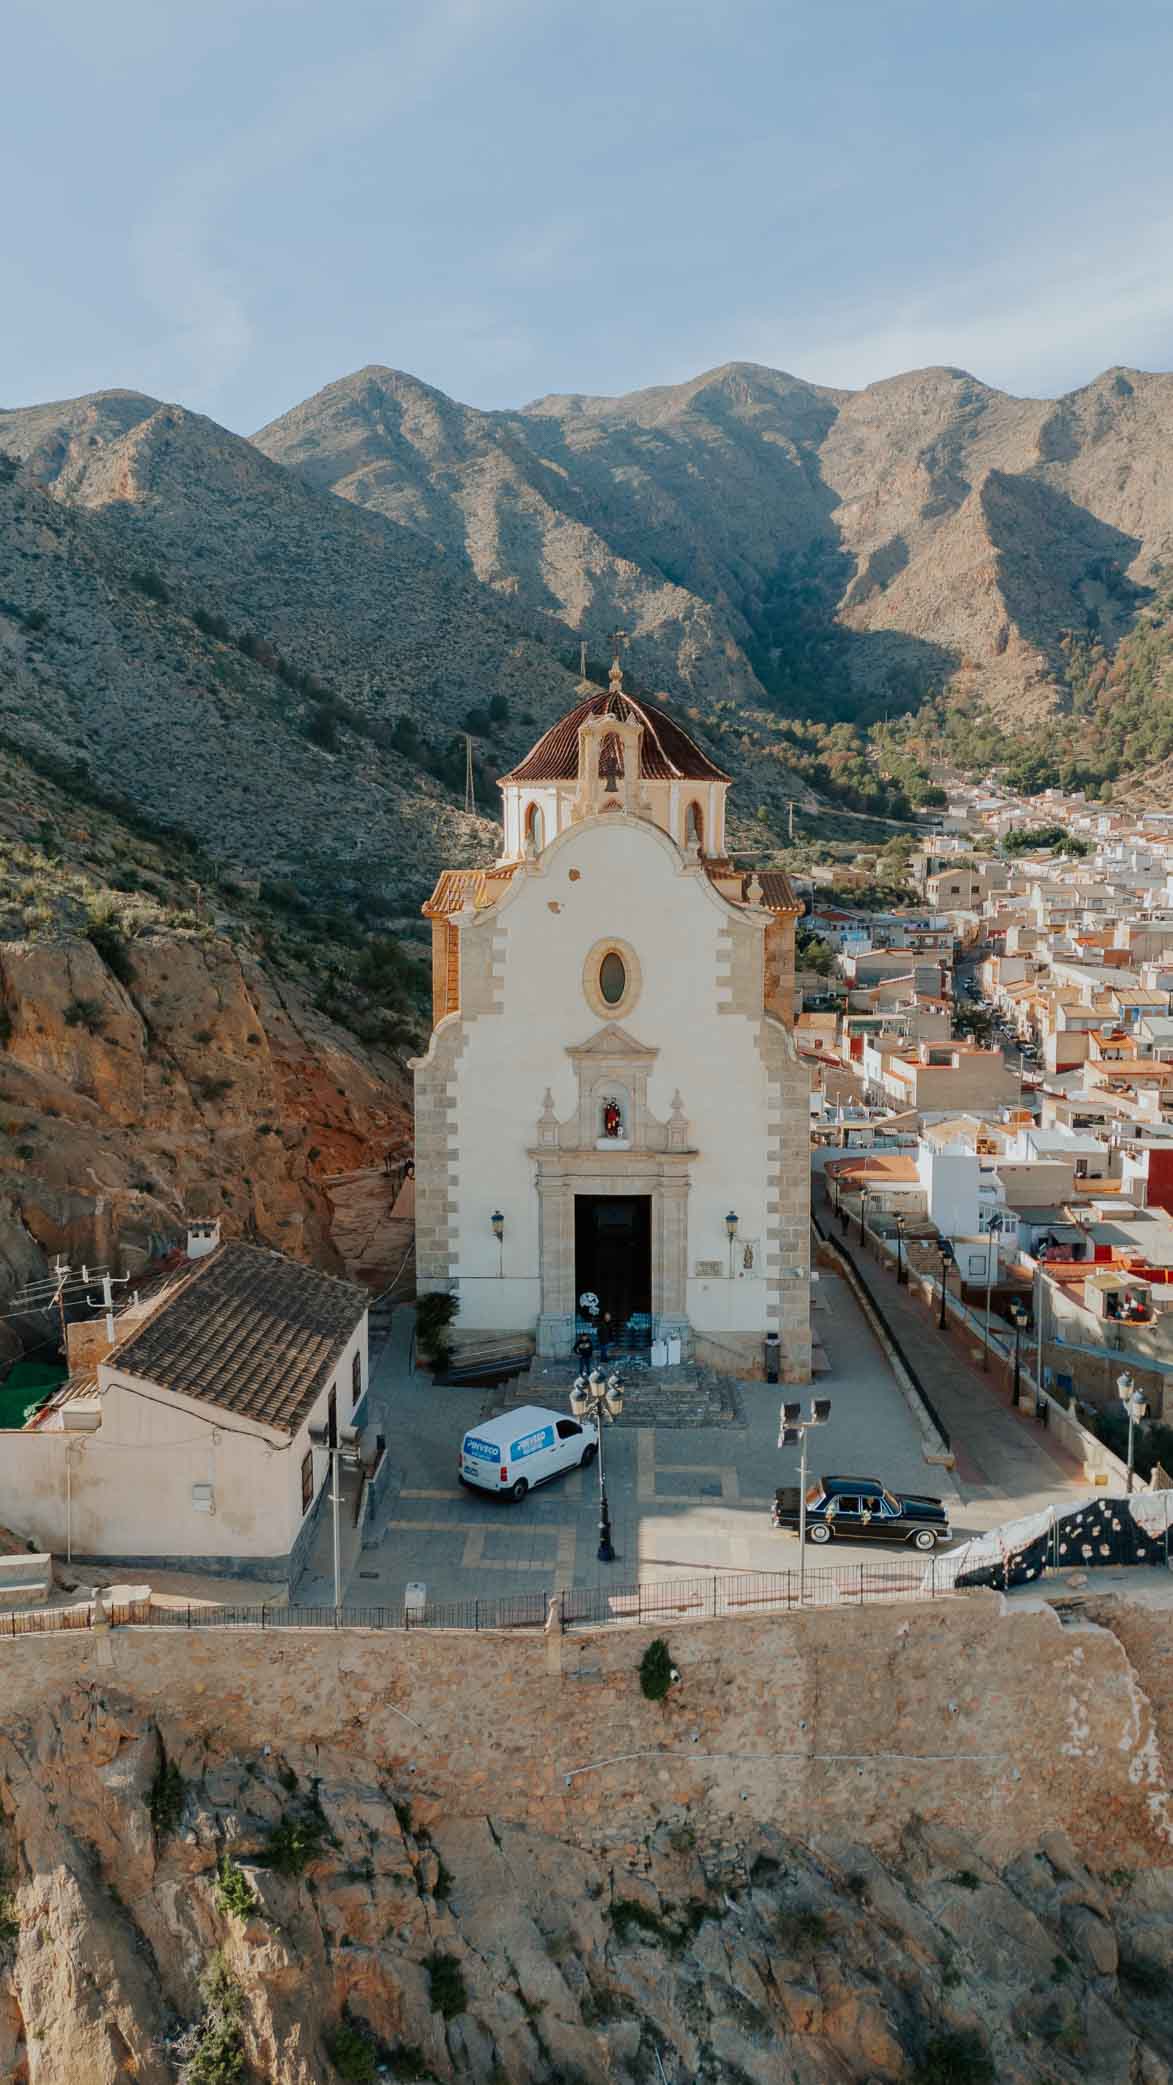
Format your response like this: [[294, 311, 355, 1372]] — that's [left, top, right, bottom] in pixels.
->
[[694, 1259, 722, 1277]]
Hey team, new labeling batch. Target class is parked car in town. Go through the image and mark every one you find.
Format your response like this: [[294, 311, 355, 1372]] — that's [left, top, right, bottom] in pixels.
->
[[771, 1473, 951, 1551], [458, 1405, 598, 1501]]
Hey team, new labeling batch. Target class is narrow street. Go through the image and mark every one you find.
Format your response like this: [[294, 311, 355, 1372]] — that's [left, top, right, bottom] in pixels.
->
[[819, 1180, 1089, 1527]]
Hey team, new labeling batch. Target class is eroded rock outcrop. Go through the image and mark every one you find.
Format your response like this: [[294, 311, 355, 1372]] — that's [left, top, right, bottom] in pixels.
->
[[0, 929, 409, 1287], [2, 1687, 1173, 2084]]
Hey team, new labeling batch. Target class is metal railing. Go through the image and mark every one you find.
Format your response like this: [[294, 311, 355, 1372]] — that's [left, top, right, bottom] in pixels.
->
[[1, 1558, 971, 1639]]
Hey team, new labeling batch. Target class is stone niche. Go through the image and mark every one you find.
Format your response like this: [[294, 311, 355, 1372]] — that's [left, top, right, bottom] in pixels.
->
[[530, 1024, 694, 1356]]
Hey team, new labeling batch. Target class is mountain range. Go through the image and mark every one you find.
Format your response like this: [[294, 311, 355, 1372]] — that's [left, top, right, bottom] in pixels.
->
[[254, 358, 1173, 728], [1, 360, 1172, 898], [4, 354, 1173, 1290]]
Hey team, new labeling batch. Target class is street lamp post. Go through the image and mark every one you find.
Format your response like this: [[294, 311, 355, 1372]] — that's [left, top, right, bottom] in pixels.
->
[[859, 1184, 871, 1248], [1117, 1369, 1148, 1495], [778, 1396, 832, 1606], [981, 1215, 1004, 1371], [1009, 1299, 1028, 1407], [938, 1237, 955, 1331], [307, 1416, 363, 1611], [571, 1368, 625, 1562], [895, 1212, 907, 1286]]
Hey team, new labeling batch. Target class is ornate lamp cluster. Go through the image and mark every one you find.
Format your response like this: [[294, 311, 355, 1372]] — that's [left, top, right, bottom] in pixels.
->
[[571, 1367, 625, 1561]]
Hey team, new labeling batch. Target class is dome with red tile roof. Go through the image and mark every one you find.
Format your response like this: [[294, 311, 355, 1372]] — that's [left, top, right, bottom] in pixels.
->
[[502, 683, 729, 786]]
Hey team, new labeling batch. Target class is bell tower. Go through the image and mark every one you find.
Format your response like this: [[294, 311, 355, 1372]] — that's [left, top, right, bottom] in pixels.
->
[[573, 662, 649, 822]]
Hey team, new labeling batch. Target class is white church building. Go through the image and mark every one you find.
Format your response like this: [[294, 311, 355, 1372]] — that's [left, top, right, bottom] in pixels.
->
[[412, 662, 812, 1380]]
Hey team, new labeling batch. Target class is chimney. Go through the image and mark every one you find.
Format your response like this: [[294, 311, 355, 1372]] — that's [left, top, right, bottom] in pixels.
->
[[186, 1219, 222, 1260]]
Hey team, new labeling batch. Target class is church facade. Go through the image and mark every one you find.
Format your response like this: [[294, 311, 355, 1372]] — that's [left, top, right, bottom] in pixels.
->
[[412, 665, 812, 1380]]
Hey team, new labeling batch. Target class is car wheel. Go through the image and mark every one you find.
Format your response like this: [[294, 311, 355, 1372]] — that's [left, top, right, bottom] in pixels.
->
[[509, 1478, 529, 1503], [579, 1442, 597, 1468], [912, 1527, 936, 1552], [807, 1521, 832, 1545]]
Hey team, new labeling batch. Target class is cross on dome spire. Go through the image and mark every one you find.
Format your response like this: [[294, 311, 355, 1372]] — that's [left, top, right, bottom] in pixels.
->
[[608, 628, 628, 696]]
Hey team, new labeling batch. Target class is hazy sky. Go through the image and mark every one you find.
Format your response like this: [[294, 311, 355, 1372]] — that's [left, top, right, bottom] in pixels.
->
[[9, 0, 1173, 431]]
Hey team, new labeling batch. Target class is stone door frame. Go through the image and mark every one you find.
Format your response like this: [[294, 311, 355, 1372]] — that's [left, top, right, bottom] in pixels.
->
[[529, 1148, 692, 1357]]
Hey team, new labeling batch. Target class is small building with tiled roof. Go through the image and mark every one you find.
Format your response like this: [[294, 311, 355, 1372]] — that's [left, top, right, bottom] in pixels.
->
[[0, 1236, 372, 1585], [414, 650, 812, 1381]]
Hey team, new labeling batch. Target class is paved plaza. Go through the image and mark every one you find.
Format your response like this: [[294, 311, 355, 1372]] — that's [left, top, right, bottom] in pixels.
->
[[294, 1256, 1067, 1607]]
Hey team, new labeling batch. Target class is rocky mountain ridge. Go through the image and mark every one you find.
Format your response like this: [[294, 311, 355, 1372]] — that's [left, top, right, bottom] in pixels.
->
[[256, 358, 1173, 726], [0, 404, 582, 897]]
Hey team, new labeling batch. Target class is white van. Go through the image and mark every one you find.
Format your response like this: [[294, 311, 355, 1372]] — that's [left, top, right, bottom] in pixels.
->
[[459, 1405, 598, 1502]]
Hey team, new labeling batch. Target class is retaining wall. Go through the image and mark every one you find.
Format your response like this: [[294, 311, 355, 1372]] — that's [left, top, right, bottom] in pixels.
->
[[3, 1591, 1172, 1868]]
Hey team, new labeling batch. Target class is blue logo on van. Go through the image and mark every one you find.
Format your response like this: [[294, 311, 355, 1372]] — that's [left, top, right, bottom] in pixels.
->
[[512, 1426, 555, 1461], [463, 1435, 500, 1464]]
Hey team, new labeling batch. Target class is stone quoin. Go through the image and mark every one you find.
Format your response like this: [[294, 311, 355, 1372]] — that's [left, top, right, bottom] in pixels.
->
[[412, 655, 812, 1378]]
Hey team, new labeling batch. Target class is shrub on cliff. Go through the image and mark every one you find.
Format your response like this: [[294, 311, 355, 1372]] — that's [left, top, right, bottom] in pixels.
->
[[179, 1952, 245, 2085], [86, 919, 136, 986], [0, 1868, 18, 1958], [639, 1637, 673, 1701], [64, 996, 106, 1034], [910, 2029, 994, 2085], [425, 1952, 467, 2020], [326, 2017, 377, 2081], [263, 1790, 331, 1877], [148, 1756, 185, 1838], [213, 1857, 259, 1920]]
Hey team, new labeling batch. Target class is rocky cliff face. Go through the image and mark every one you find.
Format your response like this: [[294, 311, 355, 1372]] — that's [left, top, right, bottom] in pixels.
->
[[0, 928, 407, 1289], [0, 742, 412, 1304], [0, 1682, 1171, 2085]]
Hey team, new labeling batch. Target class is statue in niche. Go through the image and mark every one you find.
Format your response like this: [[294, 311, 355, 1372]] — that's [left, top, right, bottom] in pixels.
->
[[601, 1095, 624, 1140]]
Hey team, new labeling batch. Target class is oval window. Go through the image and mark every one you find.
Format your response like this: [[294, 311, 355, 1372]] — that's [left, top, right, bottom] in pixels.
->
[[599, 951, 626, 1006]]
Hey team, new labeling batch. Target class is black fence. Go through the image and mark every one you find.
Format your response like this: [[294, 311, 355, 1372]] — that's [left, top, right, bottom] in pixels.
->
[[2, 1557, 971, 1639], [5, 1501, 1169, 1639]]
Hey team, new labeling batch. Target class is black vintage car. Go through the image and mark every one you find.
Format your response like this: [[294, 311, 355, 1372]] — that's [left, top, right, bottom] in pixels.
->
[[772, 1473, 951, 1551]]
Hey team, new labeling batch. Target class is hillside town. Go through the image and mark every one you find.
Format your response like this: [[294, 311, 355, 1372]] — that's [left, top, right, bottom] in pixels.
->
[[803, 777, 1173, 1458], [15, 2, 1173, 2076]]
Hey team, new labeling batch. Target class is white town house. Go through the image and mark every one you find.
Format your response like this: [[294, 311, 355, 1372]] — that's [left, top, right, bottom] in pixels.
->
[[413, 663, 812, 1380]]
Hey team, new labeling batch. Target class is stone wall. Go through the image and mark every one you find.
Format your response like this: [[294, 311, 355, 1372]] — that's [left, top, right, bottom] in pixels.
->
[[4, 1590, 1173, 1868]]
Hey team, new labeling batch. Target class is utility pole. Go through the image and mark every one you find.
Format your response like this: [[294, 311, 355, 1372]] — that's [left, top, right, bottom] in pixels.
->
[[6, 1260, 129, 1355], [788, 799, 795, 843], [1035, 1260, 1045, 1401], [464, 734, 476, 815], [579, 638, 588, 679]]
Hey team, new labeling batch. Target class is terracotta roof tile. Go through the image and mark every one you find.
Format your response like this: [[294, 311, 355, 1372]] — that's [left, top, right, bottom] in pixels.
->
[[106, 1242, 368, 1436], [422, 865, 519, 917], [502, 687, 729, 785], [755, 871, 802, 914]]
